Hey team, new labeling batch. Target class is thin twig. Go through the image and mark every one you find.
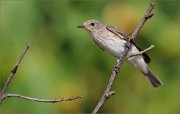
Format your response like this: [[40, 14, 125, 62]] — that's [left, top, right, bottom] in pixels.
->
[[0, 44, 30, 102], [127, 45, 155, 58], [4, 93, 82, 103], [92, 1, 156, 114], [92, 42, 130, 114], [130, 1, 155, 39], [0, 44, 82, 104]]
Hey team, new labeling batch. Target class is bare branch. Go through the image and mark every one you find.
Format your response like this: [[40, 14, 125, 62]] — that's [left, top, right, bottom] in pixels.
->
[[0, 44, 30, 102], [127, 45, 155, 58], [4, 93, 82, 103], [92, 42, 130, 114], [0, 44, 82, 104], [130, 1, 155, 39], [1, 44, 29, 95], [92, 1, 156, 113]]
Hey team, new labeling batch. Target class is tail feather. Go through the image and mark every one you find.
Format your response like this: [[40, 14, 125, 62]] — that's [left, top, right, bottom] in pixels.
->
[[143, 70, 162, 88]]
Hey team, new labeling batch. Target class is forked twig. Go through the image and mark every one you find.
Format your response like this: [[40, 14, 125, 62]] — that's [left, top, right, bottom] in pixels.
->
[[127, 45, 155, 58], [130, 1, 155, 39], [0, 44, 82, 104], [92, 1, 156, 114]]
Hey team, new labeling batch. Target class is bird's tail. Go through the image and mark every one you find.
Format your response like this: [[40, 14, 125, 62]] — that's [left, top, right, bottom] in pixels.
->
[[142, 69, 162, 88]]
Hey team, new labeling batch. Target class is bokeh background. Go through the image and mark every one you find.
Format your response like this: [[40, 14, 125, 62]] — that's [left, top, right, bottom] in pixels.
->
[[0, 0, 179, 114]]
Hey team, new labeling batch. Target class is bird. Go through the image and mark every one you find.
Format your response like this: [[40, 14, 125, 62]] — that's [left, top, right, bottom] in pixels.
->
[[76, 19, 162, 88]]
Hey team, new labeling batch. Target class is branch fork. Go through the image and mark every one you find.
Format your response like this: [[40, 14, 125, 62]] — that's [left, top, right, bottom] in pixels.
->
[[127, 45, 155, 59], [92, 1, 156, 114], [0, 44, 82, 104]]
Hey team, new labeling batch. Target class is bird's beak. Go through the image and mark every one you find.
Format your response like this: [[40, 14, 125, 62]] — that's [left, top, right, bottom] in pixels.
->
[[76, 24, 84, 28]]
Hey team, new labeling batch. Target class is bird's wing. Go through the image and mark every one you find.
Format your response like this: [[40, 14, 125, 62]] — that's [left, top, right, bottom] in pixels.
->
[[106, 25, 129, 40], [106, 25, 151, 63]]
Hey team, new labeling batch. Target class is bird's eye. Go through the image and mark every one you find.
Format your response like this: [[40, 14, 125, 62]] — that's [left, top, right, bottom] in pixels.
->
[[90, 23, 95, 26]]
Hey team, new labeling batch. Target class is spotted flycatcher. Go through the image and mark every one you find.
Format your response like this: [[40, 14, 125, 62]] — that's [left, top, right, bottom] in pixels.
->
[[77, 19, 162, 88]]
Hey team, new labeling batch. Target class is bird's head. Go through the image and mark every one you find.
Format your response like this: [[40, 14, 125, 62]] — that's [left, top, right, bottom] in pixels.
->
[[76, 19, 104, 32]]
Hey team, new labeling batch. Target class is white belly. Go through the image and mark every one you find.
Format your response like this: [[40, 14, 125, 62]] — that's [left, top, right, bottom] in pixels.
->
[[94, 35, 126, 57]]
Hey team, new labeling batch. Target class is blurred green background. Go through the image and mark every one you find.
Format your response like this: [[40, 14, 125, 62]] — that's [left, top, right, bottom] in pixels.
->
[[0, 0, 179, 114]]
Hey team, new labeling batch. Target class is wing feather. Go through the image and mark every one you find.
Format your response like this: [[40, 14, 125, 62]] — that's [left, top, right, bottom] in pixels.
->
[[106, 26, 129, 40]]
